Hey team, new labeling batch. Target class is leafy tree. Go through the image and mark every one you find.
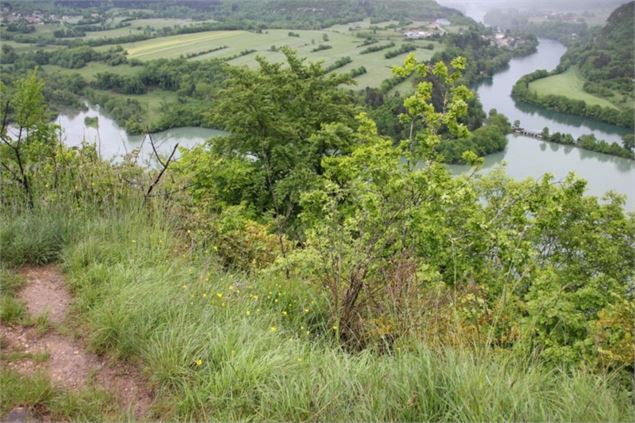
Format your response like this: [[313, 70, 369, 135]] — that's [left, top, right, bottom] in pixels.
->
[[180, 48, 358, 238], [0, 71, 57, 208], [279, 54, 634, 365], [296, 54, 476, 348]]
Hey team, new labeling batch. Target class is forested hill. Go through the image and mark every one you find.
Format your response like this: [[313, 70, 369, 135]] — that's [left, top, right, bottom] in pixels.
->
[[561, 1, 634, 89], [185, 0, 467, 28], [51, 0, 466, 27]]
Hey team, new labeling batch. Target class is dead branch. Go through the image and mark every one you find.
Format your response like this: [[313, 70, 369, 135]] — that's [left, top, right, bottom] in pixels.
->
[[145, 142, 179, 199]]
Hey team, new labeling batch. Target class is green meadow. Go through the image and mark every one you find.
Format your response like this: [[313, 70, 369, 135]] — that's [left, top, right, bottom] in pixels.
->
[[529, 66, 618, 109], [42, 62, 138, 82], [80, 18, 218, 40], [118, 27, 442, 88]]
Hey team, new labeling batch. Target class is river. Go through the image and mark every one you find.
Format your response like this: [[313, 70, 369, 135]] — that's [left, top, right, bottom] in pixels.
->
[[449, 38, 634, 210], [56, 106, 225, 163], [56, 36, 634, 209]]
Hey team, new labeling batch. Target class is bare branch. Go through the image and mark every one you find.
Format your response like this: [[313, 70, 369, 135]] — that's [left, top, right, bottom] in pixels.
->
[[145, 142, 179, 198], [147, 131, 166, 168]]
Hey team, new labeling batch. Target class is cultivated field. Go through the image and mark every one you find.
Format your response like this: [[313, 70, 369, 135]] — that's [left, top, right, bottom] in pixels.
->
[[529, 66, 618, 109], [42, 62, 138, 82], [116, 26, 443, 88], [81, 18, 217, 40]]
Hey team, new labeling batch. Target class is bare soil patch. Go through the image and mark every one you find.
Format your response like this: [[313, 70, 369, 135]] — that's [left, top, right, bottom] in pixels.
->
[[2, 265, 153, 419], [18, 266, 71, 326]]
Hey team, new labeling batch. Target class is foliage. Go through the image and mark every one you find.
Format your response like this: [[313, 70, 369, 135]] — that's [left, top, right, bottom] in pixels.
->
[[212, 0, 463, 30], [178, 48, 358, 237], [360, 42, 396, 55], [384, 44, 416, 59], [2, 203, 629, 421], [324, 56, 352, 73], [437, 109, 511, 163], [6, 19, 35, 34], [310, 44, 332, 53], [1, 63, 634, 421], [512, 69, 634, 129], [0, 72, 58, 208], [560, 2, 634, 97]]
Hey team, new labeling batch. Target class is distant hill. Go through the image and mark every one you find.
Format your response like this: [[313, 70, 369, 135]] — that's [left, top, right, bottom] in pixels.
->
[[211, 0, 466, 28], [561, 1, 634, 88], [51, 0, 466, 27]]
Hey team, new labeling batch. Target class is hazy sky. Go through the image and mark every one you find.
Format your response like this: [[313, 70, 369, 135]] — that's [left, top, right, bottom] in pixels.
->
[[435, 0, 627, 23]]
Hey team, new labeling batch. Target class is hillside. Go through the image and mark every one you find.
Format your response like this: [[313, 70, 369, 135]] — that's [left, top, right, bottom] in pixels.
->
[[213, 0, 467, 29], [559, 1, 634, 105], [511, 1, 634, 128], [2, 49, 635, 420]]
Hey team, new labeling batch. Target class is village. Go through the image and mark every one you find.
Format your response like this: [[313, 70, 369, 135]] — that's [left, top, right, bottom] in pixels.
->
[[402, 17, 450, 39]]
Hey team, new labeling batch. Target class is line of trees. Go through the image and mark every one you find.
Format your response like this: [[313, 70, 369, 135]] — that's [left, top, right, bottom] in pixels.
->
[[540, 128, 634, 159], [183, 45, 228, 59], [512, 70, 634, 129], [348, 66, 367, 78], [384, 44, 416, 59], [324, 56, 353, 73], [311, 44, 332, 52], [0, 44, 129, 68], [360, 42, 395, 54]]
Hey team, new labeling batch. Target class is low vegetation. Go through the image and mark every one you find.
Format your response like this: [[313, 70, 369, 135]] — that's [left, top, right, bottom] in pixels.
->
[[1, 56, 633, 421]]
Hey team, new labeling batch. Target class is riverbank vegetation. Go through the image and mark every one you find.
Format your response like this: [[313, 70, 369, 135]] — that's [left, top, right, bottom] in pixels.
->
[[511, 2, 634, 129], [539, 128, 634, 160], [512, 68, 634, 129], [2, 56, 634, 420], [437, 110, 511, 163]]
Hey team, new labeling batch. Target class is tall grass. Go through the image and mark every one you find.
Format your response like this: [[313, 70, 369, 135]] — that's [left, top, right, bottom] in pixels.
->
[[1, 204, 633, 421], [0, 370, 123, 421]]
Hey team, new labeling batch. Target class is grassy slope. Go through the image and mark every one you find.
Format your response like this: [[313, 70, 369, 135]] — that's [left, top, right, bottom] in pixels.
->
[[1, 204, 632, 421], [0, 40, 59, 53], [8, 18, 446, 90], [80, 18, 217, 40], [117, 27, 442, 88], [42, 62, 138, 82], [529, 66, 618, 109]]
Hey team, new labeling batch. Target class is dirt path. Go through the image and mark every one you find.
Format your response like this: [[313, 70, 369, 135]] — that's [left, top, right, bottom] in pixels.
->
[[1, 265, 153, 420]]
